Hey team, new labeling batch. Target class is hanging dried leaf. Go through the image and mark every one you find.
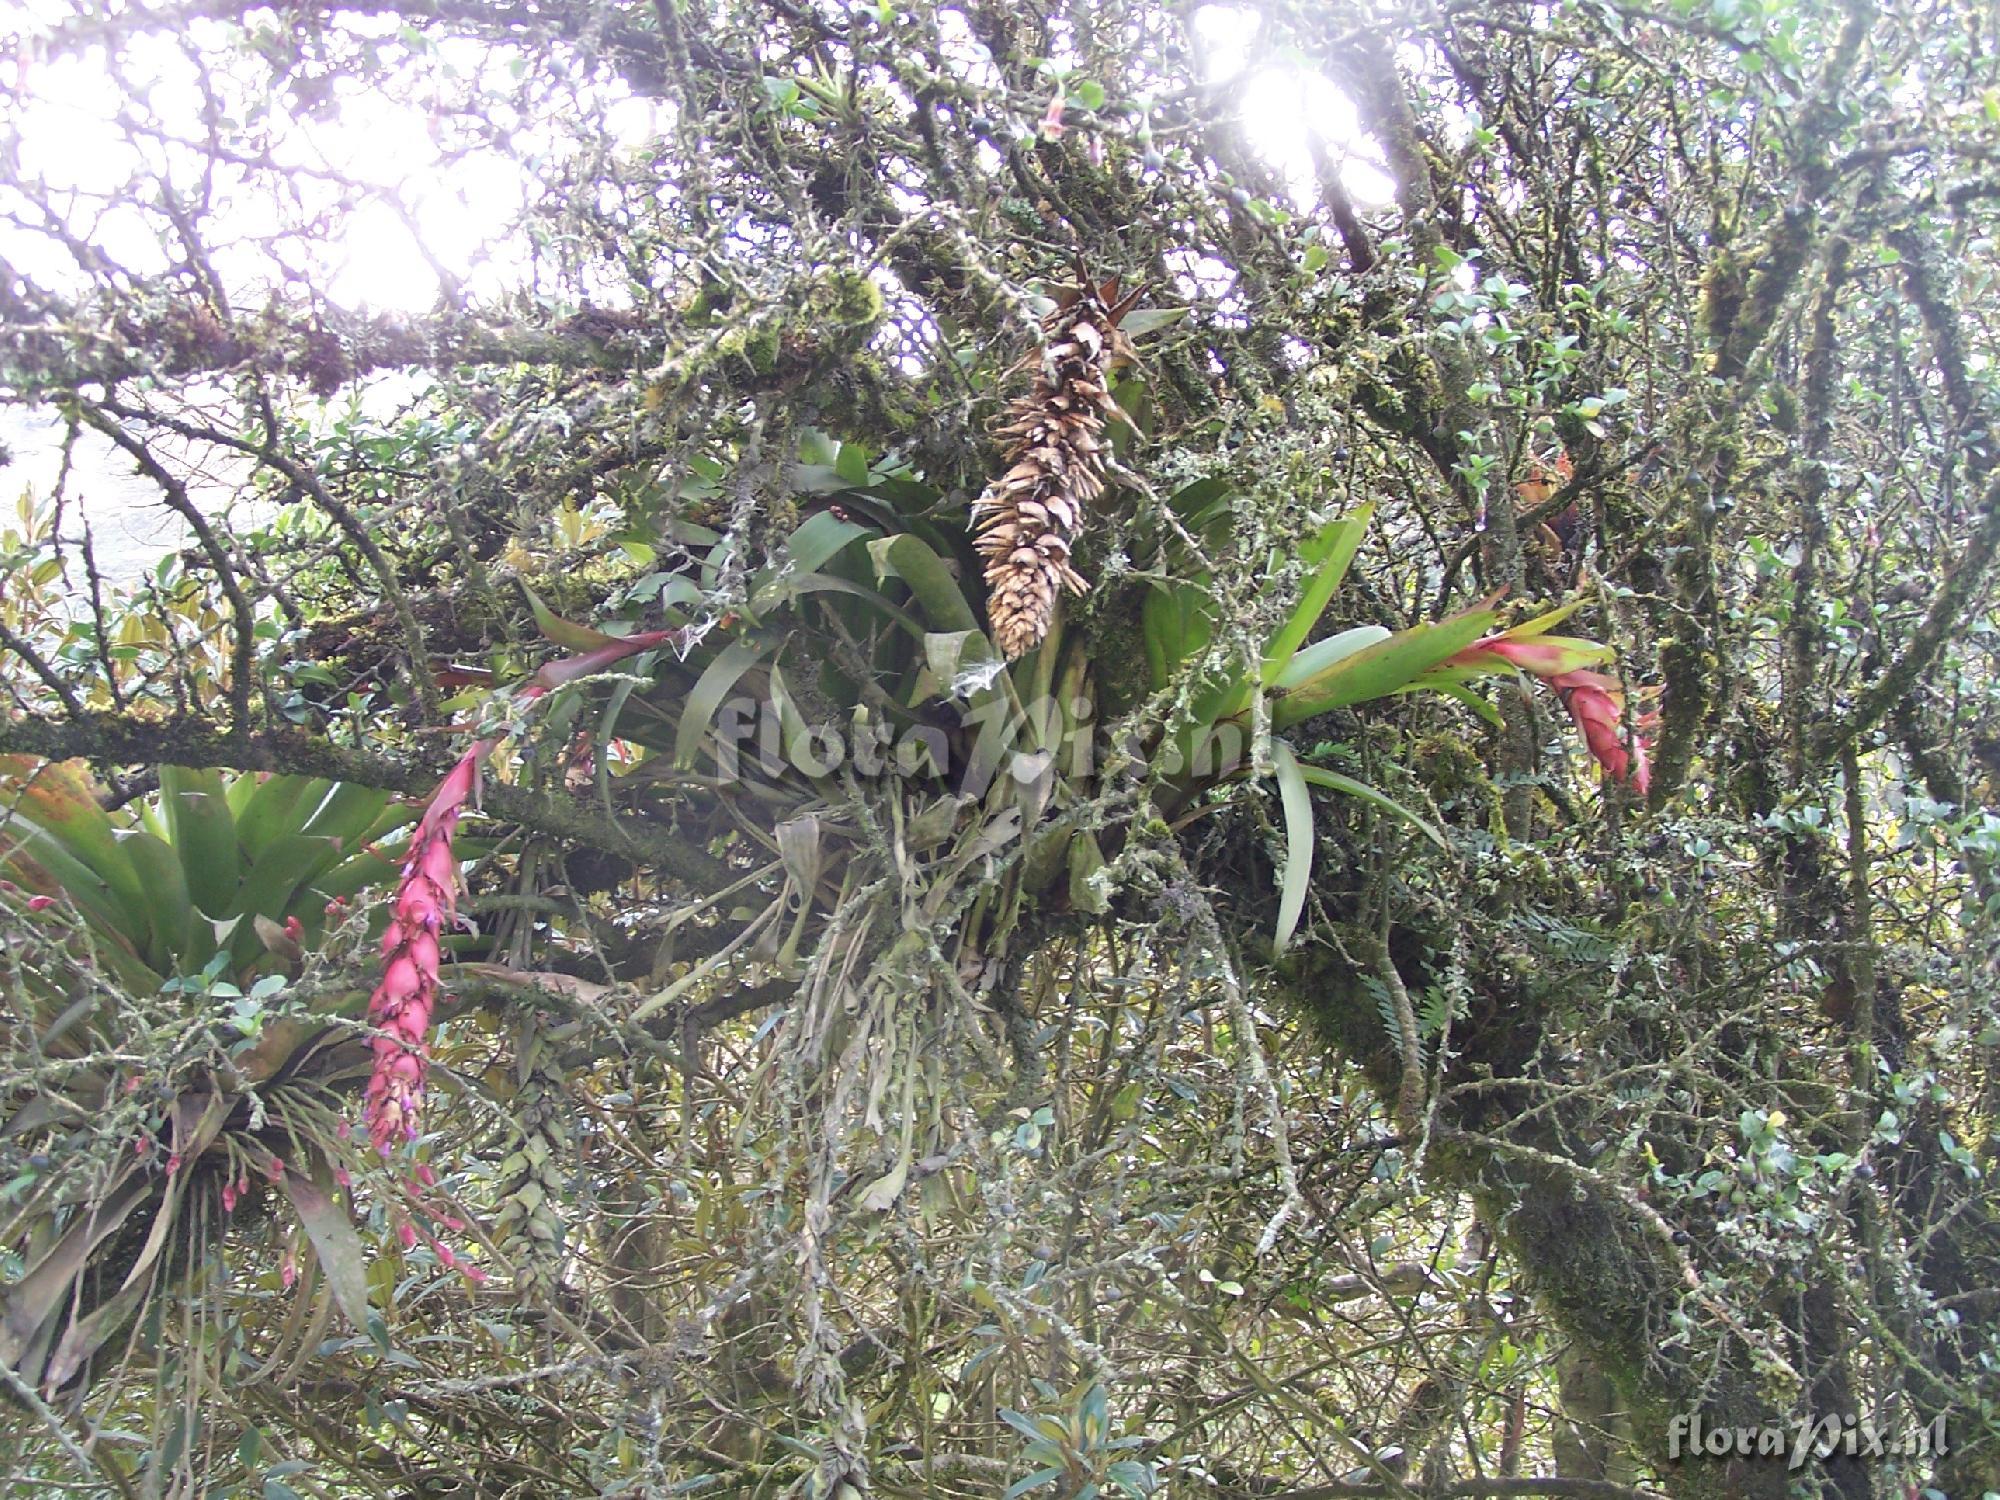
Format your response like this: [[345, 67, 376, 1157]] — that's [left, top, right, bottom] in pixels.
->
[[971, 271, 1142, 659]]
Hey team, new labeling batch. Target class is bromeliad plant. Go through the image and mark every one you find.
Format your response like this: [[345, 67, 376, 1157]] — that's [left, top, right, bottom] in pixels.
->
[[1134, 492, 1650, 948], [555, 443, 1655, 977], [0, 760, 505, 1407], [0, 413, 1652, 1421], [323, 402, 1652, 1166], [0, 759, 413, 993]]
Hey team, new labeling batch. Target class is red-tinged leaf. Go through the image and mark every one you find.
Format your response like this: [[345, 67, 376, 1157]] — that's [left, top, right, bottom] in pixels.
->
[[280, 1169, 371, 1331], [0, 757, 151, 941], [528, 629, 681, 695], [1447, 634, 1615, 677], [520, 582, 622, 650]]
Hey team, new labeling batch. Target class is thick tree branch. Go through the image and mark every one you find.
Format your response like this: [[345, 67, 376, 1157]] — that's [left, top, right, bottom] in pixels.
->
[[0, 711, 733, 894]]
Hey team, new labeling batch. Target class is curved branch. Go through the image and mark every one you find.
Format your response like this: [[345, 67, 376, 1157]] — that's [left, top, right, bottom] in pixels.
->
[[0, 711, 733, 894]]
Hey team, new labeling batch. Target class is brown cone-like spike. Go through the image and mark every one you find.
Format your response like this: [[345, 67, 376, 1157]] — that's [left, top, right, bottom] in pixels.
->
[[972, 272, 1142, 658]]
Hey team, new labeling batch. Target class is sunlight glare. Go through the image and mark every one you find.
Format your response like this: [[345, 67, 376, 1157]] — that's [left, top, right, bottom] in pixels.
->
[[1193, 7, 1395, 215]]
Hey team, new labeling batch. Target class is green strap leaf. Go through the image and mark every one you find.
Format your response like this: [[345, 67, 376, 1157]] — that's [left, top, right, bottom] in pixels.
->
[[779, 574, 928, 638], [1293, 763, 1448, 849], [1491, 597, 1588, 639], [1272, 611, 1497, 727], [1270, 739, 1315, 954], [232, 775, 314, 860], [296, 781, 392, 846], [674, 637, 774, 769], [1260, 503, 1375, 685], [868, 533, 981, 635], [118, 828, 196, 976], [1141, 580, 1215, 692], [1271, 624, 1390, 691], [160, 765, 240, 919], [749, 512, 874, 614]]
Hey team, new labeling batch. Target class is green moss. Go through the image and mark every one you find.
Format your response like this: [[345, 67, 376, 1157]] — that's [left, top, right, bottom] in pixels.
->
[[808, 268, 885, 329], [716, 320, 782, 374]]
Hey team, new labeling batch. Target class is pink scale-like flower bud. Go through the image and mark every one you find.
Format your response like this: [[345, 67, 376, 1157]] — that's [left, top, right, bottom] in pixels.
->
[[362, 746, 484, 1153], [360, 632, 682, 1153], [1548, 669, 1653, 794], [1453, 630, 1654, 796]]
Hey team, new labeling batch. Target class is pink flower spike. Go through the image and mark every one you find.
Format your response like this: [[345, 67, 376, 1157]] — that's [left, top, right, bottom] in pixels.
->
[[461, 1263, 489, 1285], [266, 1156, 286, 1183], [363, 742, 486, 1154], [1546, 669, 1654, 793], [397, 1219, 418, 1250], [221, 1183, 239, 1212], [166, 1153, 182, 1174], [26, 894, 55, 912], [280, 1252, 298, 1290]]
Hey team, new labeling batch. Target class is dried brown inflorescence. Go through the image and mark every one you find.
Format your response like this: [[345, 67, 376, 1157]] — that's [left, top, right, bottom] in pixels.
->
[[972, 273, 1142, 659]]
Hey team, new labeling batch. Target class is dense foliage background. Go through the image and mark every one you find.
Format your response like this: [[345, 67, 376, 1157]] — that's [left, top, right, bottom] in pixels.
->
[[1, 0, 1997, 1497]]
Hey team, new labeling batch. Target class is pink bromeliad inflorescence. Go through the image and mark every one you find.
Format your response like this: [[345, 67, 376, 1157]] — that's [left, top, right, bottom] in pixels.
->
[[362, 627, 683, 1155], [1447, 620, 1655, 797], [363, 744, 483, 1155], [1548, 668, 1654, 795]]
